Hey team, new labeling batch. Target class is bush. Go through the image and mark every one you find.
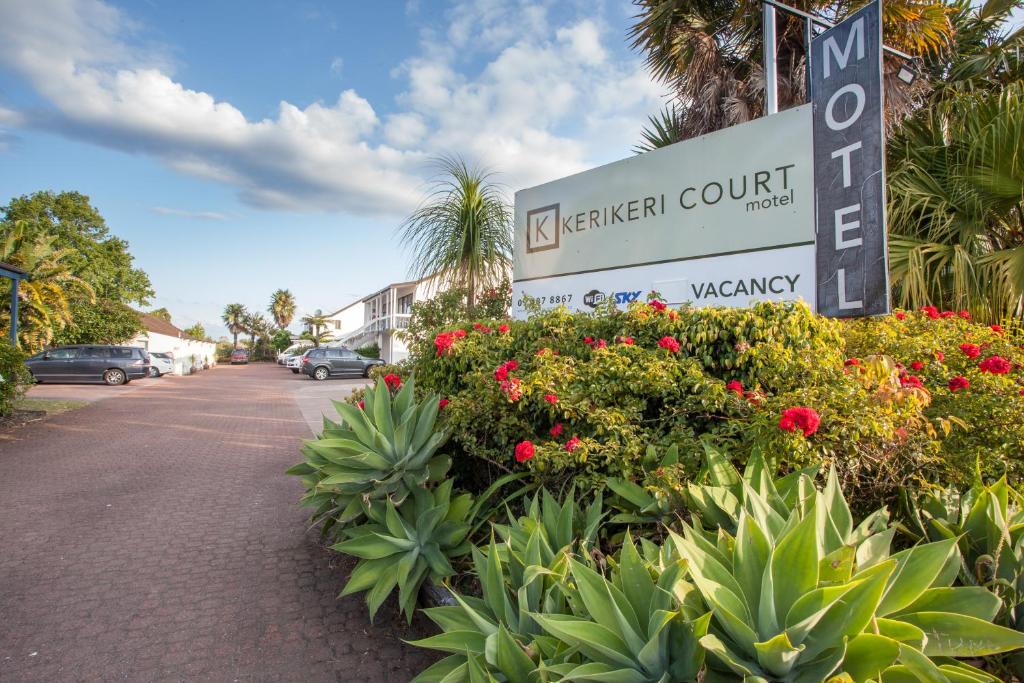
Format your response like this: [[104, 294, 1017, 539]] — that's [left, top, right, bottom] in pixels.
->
[[353, 342, 380, 358], [0, 338, 30, 416], [395, 300, 952, 511]]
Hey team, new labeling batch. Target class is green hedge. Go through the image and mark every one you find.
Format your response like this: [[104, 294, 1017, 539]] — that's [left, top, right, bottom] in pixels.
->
[[0, 339, 31, 416]]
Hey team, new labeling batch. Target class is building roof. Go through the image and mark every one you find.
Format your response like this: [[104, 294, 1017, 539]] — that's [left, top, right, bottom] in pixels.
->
[[0, 261, 27, 278], [138, 313, 206, 343]]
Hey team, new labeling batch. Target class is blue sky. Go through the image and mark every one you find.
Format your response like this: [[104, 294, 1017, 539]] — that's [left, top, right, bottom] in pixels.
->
[[0, 0, 665, 338]]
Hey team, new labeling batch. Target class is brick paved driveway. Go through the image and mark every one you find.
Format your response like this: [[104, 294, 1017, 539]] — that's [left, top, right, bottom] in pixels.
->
[[0, 364, 437, 682]]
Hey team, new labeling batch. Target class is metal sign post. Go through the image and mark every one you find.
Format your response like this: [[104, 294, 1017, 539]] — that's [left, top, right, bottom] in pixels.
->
[[763, 3, 778, 115]]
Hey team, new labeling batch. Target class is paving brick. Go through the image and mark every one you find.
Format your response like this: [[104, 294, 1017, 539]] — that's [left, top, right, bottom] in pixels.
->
[[0, 365, 438, 681]]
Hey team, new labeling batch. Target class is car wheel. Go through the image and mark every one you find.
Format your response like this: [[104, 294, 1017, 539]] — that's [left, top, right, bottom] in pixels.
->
[[104, 368, 126, 386], [149, 367, 160, 378], [313, 366, 329, 381]]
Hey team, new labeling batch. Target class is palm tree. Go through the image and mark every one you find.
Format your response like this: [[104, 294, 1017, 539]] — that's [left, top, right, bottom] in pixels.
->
[[629, 0, 952, 148], [399, 156, 512, 311], [268, 289, 296, 330], [221, 303, 247, 348], [300, 312, 331, 347], [887, 83, 1024, 322], [0, 220, 94, 351]]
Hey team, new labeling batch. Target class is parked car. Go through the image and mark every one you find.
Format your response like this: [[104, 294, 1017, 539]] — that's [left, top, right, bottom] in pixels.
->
[[286, 352, 308, 374], [278, 342, 312, 365], [301, 347, 384, 381], [24, 345, 151, 385], [148, 351, 174, 377], [230, 348, 249, 365]]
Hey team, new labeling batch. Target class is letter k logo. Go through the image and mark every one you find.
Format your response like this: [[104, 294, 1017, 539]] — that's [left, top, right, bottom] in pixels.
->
[[526, 204, 560, 253]]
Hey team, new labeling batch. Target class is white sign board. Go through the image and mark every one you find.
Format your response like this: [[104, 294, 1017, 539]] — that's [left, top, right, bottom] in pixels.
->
[[512, 105, 816, 315]]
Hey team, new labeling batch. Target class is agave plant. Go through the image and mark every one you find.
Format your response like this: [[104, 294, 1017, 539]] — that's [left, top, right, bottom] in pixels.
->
[[286, 376, 450, 536], [674, 478, 1024, 682], [334, 479, 473, 621], [605, 444, 687, 527]]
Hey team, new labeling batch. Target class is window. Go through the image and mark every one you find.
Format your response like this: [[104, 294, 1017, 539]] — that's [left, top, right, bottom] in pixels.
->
[[46, 348, 78, 360], [340, 350, 356, 359], [398, 294, 413, 314], [327, 349, 343, 359], [333, 320, 341, 330]]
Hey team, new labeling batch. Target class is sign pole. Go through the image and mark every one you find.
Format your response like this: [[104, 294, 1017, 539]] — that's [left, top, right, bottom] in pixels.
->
[[763, 3, 778, 115]]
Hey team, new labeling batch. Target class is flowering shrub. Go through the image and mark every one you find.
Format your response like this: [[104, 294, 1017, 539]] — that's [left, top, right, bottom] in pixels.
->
[[843, 310, 1024, 481], [390, 301, 948, 507]]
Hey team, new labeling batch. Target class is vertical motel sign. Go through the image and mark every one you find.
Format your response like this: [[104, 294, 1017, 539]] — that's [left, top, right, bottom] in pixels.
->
[[811, 0, 890, 316]]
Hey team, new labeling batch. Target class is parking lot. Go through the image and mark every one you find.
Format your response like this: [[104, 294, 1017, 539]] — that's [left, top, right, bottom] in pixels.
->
[[0, 362, 435, 681]]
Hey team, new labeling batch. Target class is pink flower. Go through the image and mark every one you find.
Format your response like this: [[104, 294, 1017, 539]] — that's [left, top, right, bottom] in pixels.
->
[[498, 324, 510, 334], [658, 336, 681, 353], [549, 423, 564, 437], [500, 378, 523, 401], [565, 436, 581, 453], [514, 440, 534, 463], [778, 407, 821, 437], [725, 380, 744, 396], [960, 343, 982, 359], [935, 350, 945, 362], [910, 361, 924, 371], [979, 355, 1012, 374], [438, 398, 449, 410], [383, 374, 401, 390], [948, 376, 969, 392], [544, 393, 558, 404]]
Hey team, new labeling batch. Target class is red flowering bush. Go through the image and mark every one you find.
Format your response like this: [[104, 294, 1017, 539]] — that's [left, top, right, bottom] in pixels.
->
[[514, 440, 534, 463], [725, 380, 744, 396], [948, 376, 969, 392], [979, 355, 1011, 374], [383, 373, 401, 390], [778, 407, 820, 436], [960, 343, 982, 359], [657, 336, 680, 353]]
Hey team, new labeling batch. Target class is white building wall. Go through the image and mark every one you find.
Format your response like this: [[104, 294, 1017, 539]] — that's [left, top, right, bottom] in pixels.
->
[[130, 331, 218, 375]]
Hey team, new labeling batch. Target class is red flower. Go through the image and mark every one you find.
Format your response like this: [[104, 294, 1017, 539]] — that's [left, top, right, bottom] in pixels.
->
[[658, 336, 681, 353], [438, 398, 449, 410], [453, 329, 467, 338], [979, 355, 1012, 374], [960, 343, 982, 359], [506, 360, 519, 371], [935, 350, 945, 362], [744, 390, 764, 405], [894, 427, 909, 442], [948, 376, 969, 392], [473, 322, 492, 334], [583, 336, 594, 345], [500, 378, 523, 401], [565, 436, 581, 453], [544, 393, 558, 404], [895, 312, 907, 320], [649, 300, 667, 312], [498, 323, 510, 334], [1020, 388, 1024, 397], [549, 423, 564, 437], [844, 358, 861, 367], [959, 310, 972, 320], [778, 407, 821, 437], [921, 306, 939, 319], [900, 375, 924, 389], [434, 332, 455, 356], [494, 360, 519, 382], [357, 400, 365, 410], [991, 325, 1003, 334], [910, 360, 924, 371], [617, 336, 635, 345], [514, 440, 535, 463], [940, 311, 955, 319], [593, 339, 607, 349], [383, 374, 401, 390], [725, 380, 744, 396]]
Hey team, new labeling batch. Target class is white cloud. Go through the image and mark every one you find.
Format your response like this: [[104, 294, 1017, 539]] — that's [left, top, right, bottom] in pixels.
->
[[0, 0, 666, 214], [329, 56, 344, 77], [151, 206, 229, 220]]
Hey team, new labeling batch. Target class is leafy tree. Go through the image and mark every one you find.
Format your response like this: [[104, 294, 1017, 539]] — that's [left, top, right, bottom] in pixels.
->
[[222, 303, 247, 348], [271, 328, 293, 352], [183, 323, 207, 341], [268, 289, 296, 329], [1, 191, 153, 304], [52, 299, 143, 345], [629, 0, 952, 148], [148, 307, 172, 322], [300, 313, 331, 347], [399, 155, 512, 311], [0, 220, 95, 351]]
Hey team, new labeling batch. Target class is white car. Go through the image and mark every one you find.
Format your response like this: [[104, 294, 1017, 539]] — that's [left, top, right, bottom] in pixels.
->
[[148, 352, 175, 377], [286, 353, 306, 373], [278, 342, 311, 364]]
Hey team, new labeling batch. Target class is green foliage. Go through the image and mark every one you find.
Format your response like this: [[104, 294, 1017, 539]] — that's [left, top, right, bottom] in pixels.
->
[[675, 466, 1024, 681], [842, 310, 1024, 483], [1, 191, 153, 304], [52, 299, 143, 346], [334, 479, 473, 622], [0, 338, 30, 416], [221, 303, 247, 347], [270, 328, 292, 352], [401, 280, 511, 350], [183, 323, 207, 341], [268, 289, 296, 329], [353, 342, 380, 359], [286, 376, 451, 536], [148, 307, 172, 322]]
